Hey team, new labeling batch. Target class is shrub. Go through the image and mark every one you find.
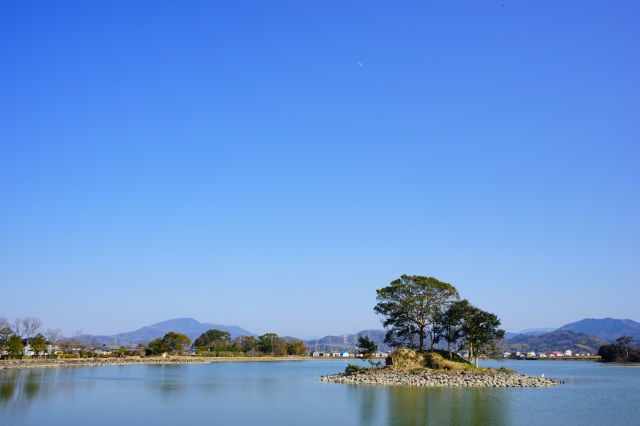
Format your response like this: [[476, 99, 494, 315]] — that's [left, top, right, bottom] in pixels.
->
[[345, 363, 364, 374]]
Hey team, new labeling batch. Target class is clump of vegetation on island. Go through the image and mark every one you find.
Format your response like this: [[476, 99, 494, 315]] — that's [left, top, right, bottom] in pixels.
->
[[346, 274, 507, 375]]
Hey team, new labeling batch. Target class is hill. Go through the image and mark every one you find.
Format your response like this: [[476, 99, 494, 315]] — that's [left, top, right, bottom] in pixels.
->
[[558, 318, 640, 342], [88, 318, 255, 345], [304, 329, 392, 353], [501, 329, 609, 354]]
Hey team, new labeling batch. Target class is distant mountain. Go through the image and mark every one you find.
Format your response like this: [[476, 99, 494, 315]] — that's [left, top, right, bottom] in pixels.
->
[[304, 329, 392, 353], [558, 318, 640, 342], [88, 318, 255, 345], [505, 328, 557, 339], [519, 327, 557, 335], [501, 329, 609, 354]]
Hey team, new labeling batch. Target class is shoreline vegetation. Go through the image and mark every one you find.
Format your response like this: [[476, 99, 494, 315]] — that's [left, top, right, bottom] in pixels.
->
[[0, 356, 313, 370]]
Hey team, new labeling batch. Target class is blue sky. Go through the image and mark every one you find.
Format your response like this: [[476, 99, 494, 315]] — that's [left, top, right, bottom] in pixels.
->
[[1, 1, 639, 339]]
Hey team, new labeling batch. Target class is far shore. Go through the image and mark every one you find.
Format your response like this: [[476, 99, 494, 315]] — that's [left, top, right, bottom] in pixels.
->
[[0, 355, 327, 370]]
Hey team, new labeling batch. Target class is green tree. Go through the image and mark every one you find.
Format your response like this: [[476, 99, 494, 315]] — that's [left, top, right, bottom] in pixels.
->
[[162, 332, 191, 355], [616, 336, 634, 359], [6, 334, 24, 358], [0, 326, 12, 354], [194, 329, 232, 350], [148, 338, 165, 355], [258, 333, 287, 355], [235, 335, 257, 354], [599, 337, 638, 362], [384, 322, 418, 350], [598, 343, 623, 362], [433, 299, 473, 359], [374, 275, 459, 351], [458, 305, 505, 366], [286, 339, 308, 356], [357, 335, 379, 368], [30, 333, 47, 357]]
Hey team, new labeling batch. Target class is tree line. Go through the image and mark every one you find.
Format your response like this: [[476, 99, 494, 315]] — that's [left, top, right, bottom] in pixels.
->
[[0, 314, 308, 358], [598, 336, 640, 362], [190, 329, 307, 356], [374, 275, 505, 366], [0, 315, 65, 358]]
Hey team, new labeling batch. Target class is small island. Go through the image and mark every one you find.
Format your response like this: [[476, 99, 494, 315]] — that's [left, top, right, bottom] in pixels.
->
[[321, 275, 563, 387], [319, 348, 563, 388]]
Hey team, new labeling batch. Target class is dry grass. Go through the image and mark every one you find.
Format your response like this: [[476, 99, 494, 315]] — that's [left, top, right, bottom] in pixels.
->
[[388, 349, 476, 372]]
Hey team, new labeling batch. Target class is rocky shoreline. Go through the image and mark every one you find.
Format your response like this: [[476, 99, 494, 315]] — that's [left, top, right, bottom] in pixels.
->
[[319, 368, 563, 387], [0, 356, 308, 370]]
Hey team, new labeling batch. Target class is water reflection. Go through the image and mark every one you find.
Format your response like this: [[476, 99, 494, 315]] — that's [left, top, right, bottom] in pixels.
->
[[0, 369, 51, 414], [2, 361, 637, 425], [345, 383, 509, 425]]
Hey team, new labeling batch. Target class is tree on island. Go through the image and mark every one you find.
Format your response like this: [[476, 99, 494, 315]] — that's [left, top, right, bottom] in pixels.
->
[[357, 335, 380, 368], [433, 299, 472, 359], [374, 275, 459, 351], [457, 305, 505, 367]]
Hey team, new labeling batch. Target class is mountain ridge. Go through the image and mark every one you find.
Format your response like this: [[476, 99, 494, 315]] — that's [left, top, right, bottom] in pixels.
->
[[557, 318, 640, 341], [88, 318, 254, 345], [80, 317, 639, 350]]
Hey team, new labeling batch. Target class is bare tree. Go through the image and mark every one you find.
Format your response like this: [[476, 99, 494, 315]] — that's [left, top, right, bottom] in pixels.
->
[[22, 316, 43, 343], [59, 337, 77, 356], [74, 329, 89, 357], [45, 329, 64, 358], [12, 317, 22, 337], [0, 315, 9, 329]]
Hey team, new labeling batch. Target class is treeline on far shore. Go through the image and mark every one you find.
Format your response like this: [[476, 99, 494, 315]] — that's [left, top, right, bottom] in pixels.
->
[[0, 315, 308, 359], [145, 329, 308, 357]]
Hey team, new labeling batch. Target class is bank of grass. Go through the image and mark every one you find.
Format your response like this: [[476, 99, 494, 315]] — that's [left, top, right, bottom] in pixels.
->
[[349, 348, 513, 375]]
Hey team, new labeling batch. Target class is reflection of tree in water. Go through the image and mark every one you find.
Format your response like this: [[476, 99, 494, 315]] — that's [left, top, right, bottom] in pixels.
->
[[0, 368, 77, 414], [0, 369, 44, 414], [345, 384, 386, 424], [146, 365, 187, 397], [380, 386, 508, 425], [0, 371, 19, 403]]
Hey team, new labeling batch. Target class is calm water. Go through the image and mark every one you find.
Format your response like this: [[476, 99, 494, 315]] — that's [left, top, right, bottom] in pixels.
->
[[1, 359, 639, 425]]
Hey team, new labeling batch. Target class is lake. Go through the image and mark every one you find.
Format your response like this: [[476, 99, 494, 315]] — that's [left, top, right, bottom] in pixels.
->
[[1, 359, 639, 425]]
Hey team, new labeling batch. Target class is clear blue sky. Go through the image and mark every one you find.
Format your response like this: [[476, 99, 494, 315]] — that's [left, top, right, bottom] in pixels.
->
[[1, 1, 638, 339]]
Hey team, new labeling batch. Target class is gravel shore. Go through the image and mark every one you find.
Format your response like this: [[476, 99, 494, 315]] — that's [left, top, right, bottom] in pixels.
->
[[319, 368, 563, 387]]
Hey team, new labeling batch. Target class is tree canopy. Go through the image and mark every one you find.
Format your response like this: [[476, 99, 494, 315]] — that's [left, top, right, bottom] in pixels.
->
[[30, 333, 48, 357], [598, 336, 640, 362], [374, 275, 459, 351], [374, 274, 505, 365], [457, 305, 505, 366], [147, 332, 191, 355], [194, 329, 232, 349]]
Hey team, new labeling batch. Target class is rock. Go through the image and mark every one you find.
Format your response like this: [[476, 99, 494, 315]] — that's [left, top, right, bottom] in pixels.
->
[[319, 369, 562, 387]]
